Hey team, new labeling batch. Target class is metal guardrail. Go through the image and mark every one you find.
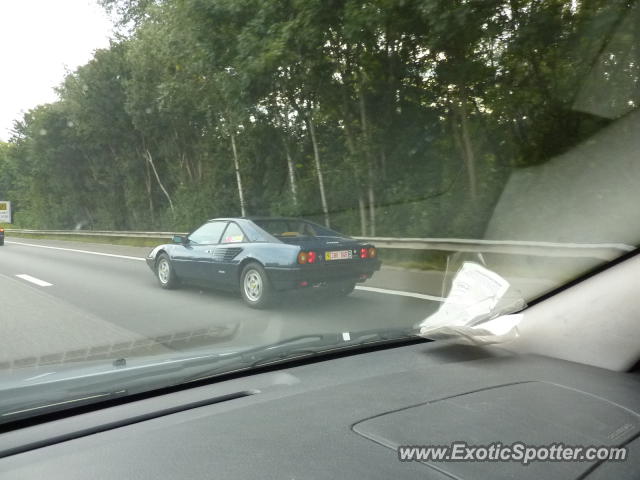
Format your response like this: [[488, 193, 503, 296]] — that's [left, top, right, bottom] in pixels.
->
[[4, 229, 183, 238], [5, 229, 635, 260], [353, 237, 635, 260]]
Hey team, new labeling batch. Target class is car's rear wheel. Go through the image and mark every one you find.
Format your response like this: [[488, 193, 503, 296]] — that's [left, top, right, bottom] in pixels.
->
[[240, 262, 275, 309], [156, 253, 179, 289]]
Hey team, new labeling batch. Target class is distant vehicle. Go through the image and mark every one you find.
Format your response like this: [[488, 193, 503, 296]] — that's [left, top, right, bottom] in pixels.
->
[[146, 218, 381, 308], [0, 227, 4, 246]]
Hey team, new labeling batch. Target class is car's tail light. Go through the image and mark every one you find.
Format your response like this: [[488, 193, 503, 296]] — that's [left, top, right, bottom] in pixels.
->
[[298, 251, 317, 264], [360, 247, 368, 259], [368, 247, 377, 258], [0, 228, 4, 233]]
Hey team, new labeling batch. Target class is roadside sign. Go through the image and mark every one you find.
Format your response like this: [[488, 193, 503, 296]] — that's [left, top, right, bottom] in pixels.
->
[[0, 201, 12, 223]]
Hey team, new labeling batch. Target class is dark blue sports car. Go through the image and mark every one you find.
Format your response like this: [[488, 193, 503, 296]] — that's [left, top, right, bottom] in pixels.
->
[[146, 218, 381, 308]]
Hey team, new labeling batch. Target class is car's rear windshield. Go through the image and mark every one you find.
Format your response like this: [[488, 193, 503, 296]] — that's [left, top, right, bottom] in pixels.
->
[[253, 220, 345, 238]]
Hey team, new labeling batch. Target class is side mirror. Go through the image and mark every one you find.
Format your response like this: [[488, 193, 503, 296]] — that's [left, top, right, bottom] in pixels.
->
[[172, 235, 186, 244]]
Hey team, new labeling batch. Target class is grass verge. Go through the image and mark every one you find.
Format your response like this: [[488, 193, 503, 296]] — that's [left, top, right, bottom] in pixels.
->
[[377, 248, 450, 271]]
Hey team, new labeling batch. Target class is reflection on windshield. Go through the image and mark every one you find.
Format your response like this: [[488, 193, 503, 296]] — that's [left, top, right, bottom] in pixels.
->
[[0, 0, 638, 413]]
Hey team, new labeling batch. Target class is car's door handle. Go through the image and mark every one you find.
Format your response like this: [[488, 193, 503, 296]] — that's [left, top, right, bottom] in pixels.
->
[[205, 249, 214, 254]]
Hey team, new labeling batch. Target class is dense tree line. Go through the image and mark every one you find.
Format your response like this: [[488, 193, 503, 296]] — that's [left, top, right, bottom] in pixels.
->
[[0, 0, 636, 236]]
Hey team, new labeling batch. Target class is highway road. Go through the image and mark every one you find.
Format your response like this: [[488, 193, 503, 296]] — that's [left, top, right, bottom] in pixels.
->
[[0, 238, 443, 371]]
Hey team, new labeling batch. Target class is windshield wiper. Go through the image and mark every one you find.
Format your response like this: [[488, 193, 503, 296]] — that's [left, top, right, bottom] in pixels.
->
[[183, 327, 422, 383], [0, 328, 423, 426]]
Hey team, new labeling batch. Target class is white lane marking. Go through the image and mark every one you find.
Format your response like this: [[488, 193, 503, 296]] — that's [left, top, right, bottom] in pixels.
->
[[355, 285, 444, 302], [24, 372, 56, 382], [7, 240, 445, 302], [6, 241, 146, 262], [16, 274, 53, 287]]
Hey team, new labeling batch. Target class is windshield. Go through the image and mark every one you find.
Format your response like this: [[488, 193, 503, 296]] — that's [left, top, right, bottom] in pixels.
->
[[0, 0, 638, 422]]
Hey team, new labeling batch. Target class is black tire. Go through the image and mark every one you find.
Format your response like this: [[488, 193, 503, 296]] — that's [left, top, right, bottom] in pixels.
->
[[0, 240, 4, 246], [240, 262, 275, 309], [155, 253, 179, 289]]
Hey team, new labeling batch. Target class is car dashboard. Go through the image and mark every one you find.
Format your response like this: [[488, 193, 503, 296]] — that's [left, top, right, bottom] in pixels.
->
[[1, 341, 639, 480]]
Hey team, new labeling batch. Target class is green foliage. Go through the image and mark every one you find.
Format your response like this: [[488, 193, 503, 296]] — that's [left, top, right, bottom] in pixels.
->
[[0, 0, 636, 237]]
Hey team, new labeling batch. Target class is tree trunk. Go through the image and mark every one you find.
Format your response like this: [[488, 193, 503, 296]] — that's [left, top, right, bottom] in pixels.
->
[[182, 152, 194, 183], [144, 149, 174, 213], [344, 123, 368, 235], [307, 115, 330, 227], [174, 131, 193, 184], [230, 133, 247, 217], [459, 106, 477, 202], [358, 195, 367, 236], [380, 150, 387, 182], [453, 93, 478, 202], [367, 162, 376, 236], [83, 206, 95, 230], [284, 142, 298, 207], [359, 91, 376, 236], [144, 154, 154, 221]]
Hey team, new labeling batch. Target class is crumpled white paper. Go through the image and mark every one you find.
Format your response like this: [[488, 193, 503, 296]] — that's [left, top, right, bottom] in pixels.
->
[[417, 262, 524, 345]]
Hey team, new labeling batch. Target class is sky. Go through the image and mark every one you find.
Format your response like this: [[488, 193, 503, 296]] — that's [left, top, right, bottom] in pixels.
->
[[0, 0, 113, 141]]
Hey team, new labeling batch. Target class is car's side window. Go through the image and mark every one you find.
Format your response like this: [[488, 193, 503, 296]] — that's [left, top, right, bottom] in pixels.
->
[[221, 222, 247, 244], [188, 222, 228, 245]]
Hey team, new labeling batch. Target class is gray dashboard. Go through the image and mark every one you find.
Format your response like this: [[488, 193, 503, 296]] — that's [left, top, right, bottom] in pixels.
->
[[1, 342, 639, 479]]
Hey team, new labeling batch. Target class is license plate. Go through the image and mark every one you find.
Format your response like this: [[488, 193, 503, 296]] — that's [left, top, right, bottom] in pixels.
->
[[325, 250, 352, 261]]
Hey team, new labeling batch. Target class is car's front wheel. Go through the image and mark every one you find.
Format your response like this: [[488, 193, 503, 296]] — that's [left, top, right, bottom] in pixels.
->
[[240, 262, 275, 309], [156, 253, 179, 289]]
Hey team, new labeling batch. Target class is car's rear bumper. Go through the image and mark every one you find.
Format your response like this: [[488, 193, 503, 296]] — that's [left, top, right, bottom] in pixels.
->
[[266, 259, 381, 291]]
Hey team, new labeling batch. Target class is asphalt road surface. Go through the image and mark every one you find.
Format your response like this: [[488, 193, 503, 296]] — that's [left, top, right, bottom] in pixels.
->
[[0, 238, 443, 370]]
